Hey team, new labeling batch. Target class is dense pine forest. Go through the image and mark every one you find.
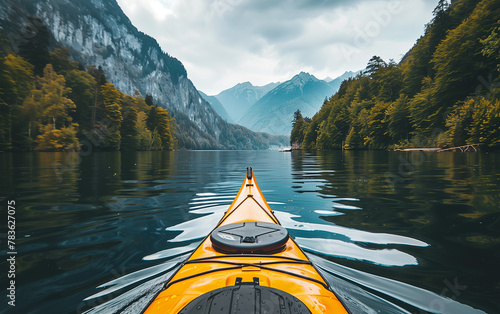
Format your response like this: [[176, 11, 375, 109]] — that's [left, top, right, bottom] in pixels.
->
[[291, 0, 500, 150], [0, 18, 174, 152]]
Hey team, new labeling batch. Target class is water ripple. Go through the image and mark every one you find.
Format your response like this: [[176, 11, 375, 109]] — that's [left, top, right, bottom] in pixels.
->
[[84, 254, 188, 302], [142, 242, 200, 261], [308, 254, 486, 314], [276, 211, 429, 247], [296, 237, 418, 266]]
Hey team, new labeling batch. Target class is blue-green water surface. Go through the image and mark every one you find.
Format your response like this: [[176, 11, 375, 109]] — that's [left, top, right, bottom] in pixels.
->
[[0, 150, 499, 313]]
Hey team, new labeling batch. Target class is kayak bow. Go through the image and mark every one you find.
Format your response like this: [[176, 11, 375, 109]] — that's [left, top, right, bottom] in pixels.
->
[[143, 167, 349, 314]]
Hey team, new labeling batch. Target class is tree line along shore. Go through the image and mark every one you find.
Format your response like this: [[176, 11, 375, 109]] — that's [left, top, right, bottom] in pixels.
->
[[291, 0, 499, 151], [1, 19, 174, 152]]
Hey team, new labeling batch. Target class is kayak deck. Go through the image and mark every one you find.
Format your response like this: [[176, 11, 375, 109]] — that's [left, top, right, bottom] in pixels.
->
[[143, 168, 348, 313]]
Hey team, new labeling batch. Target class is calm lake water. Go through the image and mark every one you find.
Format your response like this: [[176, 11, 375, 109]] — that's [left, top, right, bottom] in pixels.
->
[[0, 150, 499, 314]]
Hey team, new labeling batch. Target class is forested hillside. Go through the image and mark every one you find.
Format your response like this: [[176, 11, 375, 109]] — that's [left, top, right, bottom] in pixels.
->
[[292, 0, 500, 150], [0, 28, 174, 151], [1, 0, 289, 150]]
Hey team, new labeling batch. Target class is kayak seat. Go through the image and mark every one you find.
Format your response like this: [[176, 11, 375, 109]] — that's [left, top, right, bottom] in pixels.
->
[[210, 222, 289, 254], [178, 277, 311, 314]]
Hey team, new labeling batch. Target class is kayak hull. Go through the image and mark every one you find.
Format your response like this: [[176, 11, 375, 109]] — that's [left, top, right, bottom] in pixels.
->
[[143, 168, 349, 314]]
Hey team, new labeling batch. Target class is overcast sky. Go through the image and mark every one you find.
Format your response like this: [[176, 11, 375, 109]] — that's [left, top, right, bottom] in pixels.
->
[[116, 0, 437, 95]]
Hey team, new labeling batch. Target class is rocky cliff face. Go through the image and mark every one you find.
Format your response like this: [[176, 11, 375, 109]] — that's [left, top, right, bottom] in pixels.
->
[[1, 0, 284, 148]]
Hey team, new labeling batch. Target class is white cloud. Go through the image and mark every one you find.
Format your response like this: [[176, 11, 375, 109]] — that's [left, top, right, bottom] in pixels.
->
[[116, 0, 437, 95]]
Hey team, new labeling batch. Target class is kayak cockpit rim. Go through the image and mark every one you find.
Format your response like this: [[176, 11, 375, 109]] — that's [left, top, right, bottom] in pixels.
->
[[163, 254, 331, 291]]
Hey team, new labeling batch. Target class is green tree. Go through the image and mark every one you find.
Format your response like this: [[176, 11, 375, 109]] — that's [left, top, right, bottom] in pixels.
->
[[0, 54, 35, 150], [65, 69, 96, 130], [365, 100, 389, 149], [145, 93, 154, 107], [120, 95, 139, 150], [400, 0, 453, 98], [365, 56, 387, 77], [155, 106, 174, 150], [38, 64, 76, 128], [146, 105, 158, 131], [481, 24, 500, 73], [408, 77, 436, 142], [99, 82, 123, 150], [290, 109, 305, 146], [87, 65, 107, 125], [135, 111, 153, 150], [444, 98, 474, 146], [50, 48, 78, 74], [430, 0, 500, 128], [17, 17, 50, 76], [22, 64, 79, 151], [35, 124, 79, 151], [1, 54, 35, 104], [316, 120, 333, 150], [376, 61, 403, 102], [466, 96, 500, 147], [385, 95, 411, 144]]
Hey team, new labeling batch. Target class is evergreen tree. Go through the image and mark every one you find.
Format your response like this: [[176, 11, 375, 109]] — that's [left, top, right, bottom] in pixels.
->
[[290, 109, 304, 146], [120, 95, 139, 150], [430, 0, 500, 129], [99, 82, 123, 150], [0, 54, 35, 150], [65, 69, 96, 130], [365, 56, 387, 77], [155, 107, 174, 150], [365, 101, 389, 148], [17, 17, 50, 76], [50, 48, 78, 74], [481, 25, 500, 73], [467, 96, 500, 147], [145, 93, 154, 107], [87, 65, 107, 126], [135, 111, 152, 150], [385, 95, 411, 144], [146, 104, 158, 132]]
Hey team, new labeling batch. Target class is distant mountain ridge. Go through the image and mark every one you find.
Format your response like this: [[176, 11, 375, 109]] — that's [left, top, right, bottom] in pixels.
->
[[328, 71, 362, 93], [237, 72, 335, 135], [205, 71, 359, 135], [198, 91, 233, 122], [213, 81, 280, 122], [0, 0, 288, 149]]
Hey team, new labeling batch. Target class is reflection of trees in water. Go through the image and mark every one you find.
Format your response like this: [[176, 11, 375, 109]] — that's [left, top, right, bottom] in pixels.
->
[[290, 150, 500, 312]]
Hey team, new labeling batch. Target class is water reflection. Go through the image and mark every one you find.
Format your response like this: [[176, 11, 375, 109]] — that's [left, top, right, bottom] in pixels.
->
[[309, 254, 486, 314], [0, 150, 498, 313], [297, 237, 418, 266], [290, 150, 499, 313]]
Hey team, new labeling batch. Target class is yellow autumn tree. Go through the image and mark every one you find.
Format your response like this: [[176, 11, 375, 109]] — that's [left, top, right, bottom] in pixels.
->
[[32, 64, 79, 151]]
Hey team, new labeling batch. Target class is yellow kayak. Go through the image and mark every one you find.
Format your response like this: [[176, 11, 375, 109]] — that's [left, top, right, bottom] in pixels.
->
[[143, 167, 349, 313]]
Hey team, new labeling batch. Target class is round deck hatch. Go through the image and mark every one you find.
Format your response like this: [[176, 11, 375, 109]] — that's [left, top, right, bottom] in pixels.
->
[[210, 222, 289, 254]]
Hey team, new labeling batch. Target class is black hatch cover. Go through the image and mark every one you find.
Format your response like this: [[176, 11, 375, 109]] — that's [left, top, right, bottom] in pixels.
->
[[210, 222, 289, 254], [179, 277, 311, 314]]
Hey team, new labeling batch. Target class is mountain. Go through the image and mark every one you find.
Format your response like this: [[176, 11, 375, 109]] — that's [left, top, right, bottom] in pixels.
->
[[198, 91, 233, 123], [328, 71, 361, 92], [237, 72, 337, 135], [215, 81, 280, 122], [0, 0, 287, 149]]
